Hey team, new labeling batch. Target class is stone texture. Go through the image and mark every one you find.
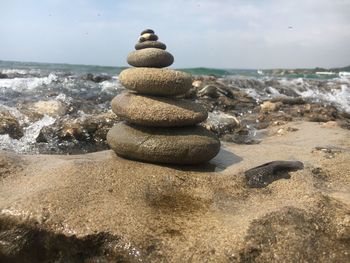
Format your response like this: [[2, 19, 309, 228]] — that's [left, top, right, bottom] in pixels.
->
[[135, 41, 166, 50], [139, 33, 158, 42], [0, 110, 23, 139], [119, 68, 192, 96], [140, 29, 154, 35], [107, 122, 220, 164], [111, 92, 208, 127], [127, 48, 174, 68], [32, 100, 67, 117]]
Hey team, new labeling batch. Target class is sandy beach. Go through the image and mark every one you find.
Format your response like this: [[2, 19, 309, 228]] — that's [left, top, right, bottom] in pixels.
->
[[1, 121, 349, 262]]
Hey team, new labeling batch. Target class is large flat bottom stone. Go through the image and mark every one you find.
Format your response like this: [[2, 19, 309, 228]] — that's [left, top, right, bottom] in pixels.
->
[[107, 122, 220, 164]]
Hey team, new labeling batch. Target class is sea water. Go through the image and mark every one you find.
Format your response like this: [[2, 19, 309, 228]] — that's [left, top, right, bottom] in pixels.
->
[[0, 60, 349, 154]]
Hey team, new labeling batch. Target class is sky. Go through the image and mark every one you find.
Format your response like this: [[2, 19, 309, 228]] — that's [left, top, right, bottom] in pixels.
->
[[0, 0, 349, 69]]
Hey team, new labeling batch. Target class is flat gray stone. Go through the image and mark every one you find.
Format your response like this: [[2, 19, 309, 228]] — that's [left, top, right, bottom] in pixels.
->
[[127, 48, 174, 68], [140, 29, 154, 35], [119, 68, 192, 96], [139, 33, 158, 42], [111, 92, 208, 127], [135, 41, 166, 50], [107, 122, 220, 164]]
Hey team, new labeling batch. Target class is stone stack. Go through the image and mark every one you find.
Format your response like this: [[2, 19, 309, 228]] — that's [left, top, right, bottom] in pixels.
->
[[107, 29, 220, 165]]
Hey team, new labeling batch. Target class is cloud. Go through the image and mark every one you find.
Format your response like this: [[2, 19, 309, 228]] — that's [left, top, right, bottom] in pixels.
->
[[0, 0, 349, 68]]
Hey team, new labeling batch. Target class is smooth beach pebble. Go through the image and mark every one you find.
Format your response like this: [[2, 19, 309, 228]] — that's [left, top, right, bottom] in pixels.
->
[[135, 41, 167, 50], [127, 48, 174, 68], [140, 29, 154, 35], [107, 122, 220, 165], [119, 68, 192, 96], [139, 33, 158, 42], [111, 92, 208, 127]]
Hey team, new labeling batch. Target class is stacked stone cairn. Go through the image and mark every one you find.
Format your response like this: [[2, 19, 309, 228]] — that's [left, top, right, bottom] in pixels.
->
[[107, 29, 220, 165]]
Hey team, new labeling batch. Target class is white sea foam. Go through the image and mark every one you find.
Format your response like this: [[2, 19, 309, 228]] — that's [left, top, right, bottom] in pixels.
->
[[0, 73, 57, 91], [100, 79, 124, 93], [0, 115, 56, 153], [1, 68, 41, 75], [296, 84, 350, 113], [228, 76, 350, 114]]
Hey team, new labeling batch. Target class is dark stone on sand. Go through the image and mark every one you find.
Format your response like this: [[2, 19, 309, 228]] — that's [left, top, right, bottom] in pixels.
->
[[140, 29, 154, 35], [244, 160, 304, 188], [135, 41, 167, 50], [107, 122, 220, 165], [119, 68, 192, 96], [127, 48, 174, 68], [111, 92, 208, 127]]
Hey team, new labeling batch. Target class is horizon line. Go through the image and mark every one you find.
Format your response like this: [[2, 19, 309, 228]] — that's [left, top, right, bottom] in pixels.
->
[[0, 59, 349, 71]]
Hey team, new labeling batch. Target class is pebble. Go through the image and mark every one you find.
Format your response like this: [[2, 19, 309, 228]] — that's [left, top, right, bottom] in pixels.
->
[[119, 68, 192, 96], [135, 41, 166, 50], [140, 29, 154, 35], [111, 92, 208, 127], [127, 48, 174, 68]]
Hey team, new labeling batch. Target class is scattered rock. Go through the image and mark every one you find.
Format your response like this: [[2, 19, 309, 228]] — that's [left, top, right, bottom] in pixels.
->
[[198, 85, 220, 98], [0, 73, 8, 79], [276, 126, 299, 136], [311, 146, 347, 159], [244, 160, 304, 188], [0, 110, 23, 139], [260, 101, 282, 112], [192, 80, 204, 89], [32, 100, 67, 117], [271, 97, 306, 105], [57, 112, 119, 142], [81, 73, 111, 83], [203, 111, 240, 136], [321, 121, 339, 128]]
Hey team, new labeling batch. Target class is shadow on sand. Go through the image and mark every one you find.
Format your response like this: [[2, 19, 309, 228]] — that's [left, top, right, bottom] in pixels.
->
[[162, 147, 243, 172]]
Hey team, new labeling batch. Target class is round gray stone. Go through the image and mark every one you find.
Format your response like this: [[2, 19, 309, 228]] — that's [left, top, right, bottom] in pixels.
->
[[135, 41, 166, 50], [139, 33, 158, 42], [107, 122, 220, 164], [127, 48, 174, 68], [111, 92, 208, 127], [119, 68, 192, 96], [140, 29, 154, 35]]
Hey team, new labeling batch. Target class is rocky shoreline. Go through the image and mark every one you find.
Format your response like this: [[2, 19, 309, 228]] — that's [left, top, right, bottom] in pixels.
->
[[1, 72, 349, 154], [1, 121, 349, 262]]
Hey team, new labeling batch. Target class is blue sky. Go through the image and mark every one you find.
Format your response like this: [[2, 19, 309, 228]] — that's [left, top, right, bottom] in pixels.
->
[[0, 0, 349, 68]]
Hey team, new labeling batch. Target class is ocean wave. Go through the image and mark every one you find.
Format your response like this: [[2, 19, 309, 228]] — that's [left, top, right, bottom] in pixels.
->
[[0, 73, 58, 91], [223, 76, 350, 113], [1, 68, 42, 75]]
